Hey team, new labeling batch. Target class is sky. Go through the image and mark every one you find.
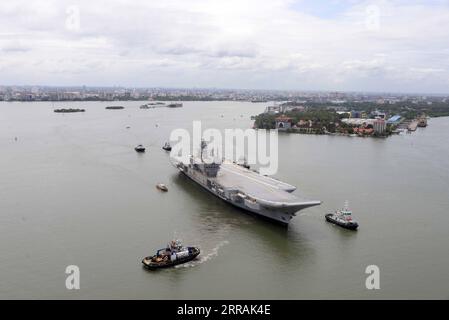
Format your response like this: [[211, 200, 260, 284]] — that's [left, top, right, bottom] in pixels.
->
[[1, 0, 449, 93]]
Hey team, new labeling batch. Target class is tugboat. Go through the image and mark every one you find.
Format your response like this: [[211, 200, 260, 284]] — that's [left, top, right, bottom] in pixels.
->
[[135, 144, 146, 152], [142, 240, 200, 270], [162, 142, 172, 151], [325, 201, 359, 230]]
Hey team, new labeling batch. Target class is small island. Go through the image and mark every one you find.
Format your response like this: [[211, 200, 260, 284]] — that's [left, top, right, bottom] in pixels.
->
[[54, 108, 85, 113], [252, 100, 445, 137], [140, 102, 166, 109], [106, 106, 124, 110]]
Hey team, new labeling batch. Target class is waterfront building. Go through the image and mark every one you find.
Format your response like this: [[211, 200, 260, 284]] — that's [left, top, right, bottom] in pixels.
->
[[337, 111, 351, 118], [264, 105, 281, 114], [275, 115, 292, 130], [283, 105, 305, 113], [387, 115, 402, 125], [371, 110, 386, 119], [342, 118, 375, 126], [354, 127, 374, 135], [373, 119, 387, 134], [350, 110, 360, 118], [297, 119, 308, 127]]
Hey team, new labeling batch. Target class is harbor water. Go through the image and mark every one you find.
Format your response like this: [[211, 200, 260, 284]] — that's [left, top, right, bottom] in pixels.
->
[[0, 101, 448, 299]]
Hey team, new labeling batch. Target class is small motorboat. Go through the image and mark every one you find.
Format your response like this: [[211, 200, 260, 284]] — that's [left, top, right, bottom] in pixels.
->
[[135, 144, 145, 152], [162, 142, 172, 151], [156, 183, 168, 192], [325, 201, 359, 230], [142, 240, 200, 270]]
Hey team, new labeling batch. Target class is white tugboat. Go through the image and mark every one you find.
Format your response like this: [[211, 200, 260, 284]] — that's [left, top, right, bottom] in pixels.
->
[[134, 144, 146, 152], [325, 201, 359, 230], [162, 142, 172, 151]]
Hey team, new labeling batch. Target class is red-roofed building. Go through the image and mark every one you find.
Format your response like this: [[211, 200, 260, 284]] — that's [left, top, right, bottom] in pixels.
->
[[353, 127, 374, 135]]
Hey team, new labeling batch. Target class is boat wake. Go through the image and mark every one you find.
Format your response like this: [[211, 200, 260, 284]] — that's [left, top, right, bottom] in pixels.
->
[[175, 240, 229, 268]]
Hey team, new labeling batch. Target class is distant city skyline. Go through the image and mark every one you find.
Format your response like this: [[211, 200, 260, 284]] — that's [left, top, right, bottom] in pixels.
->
[[3, 84, 449, 103], [2, 84, 449, 97], [1, 0, 449, 93]]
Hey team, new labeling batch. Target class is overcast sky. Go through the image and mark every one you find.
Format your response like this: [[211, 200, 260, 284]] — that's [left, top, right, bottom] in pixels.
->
[[1, 0, 449, 93]]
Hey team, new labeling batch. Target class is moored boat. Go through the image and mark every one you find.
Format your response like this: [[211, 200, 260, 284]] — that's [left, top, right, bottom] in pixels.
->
[[156, 183, 168, 191], [166, 103, 183, 108], [142, 240, 200, 270], [162, 142, 172, 151], [135, 144, 145, 152], [325, 201, 359, 230]]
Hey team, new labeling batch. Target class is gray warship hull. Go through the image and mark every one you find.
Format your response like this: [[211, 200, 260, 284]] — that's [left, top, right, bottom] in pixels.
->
[[173, 158, 321, 226]]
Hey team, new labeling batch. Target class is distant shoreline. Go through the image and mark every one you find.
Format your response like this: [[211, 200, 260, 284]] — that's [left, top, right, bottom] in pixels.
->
[[0, 99, 260, 103]]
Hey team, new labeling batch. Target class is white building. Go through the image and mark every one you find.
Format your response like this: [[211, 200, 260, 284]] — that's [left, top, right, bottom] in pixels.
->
[[373, 119, 387, 134], [341, 118, 375, 126]]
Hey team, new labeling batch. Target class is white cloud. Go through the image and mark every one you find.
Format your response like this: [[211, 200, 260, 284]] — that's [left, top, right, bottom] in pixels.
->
[[0, 0, 449, 92]]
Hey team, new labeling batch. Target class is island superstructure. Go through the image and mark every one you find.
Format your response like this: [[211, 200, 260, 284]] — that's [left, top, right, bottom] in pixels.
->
[[171, 142, 321, 225]]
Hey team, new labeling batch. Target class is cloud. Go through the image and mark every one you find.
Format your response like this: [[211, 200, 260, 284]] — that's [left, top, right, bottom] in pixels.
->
[[0, 0, 449, 93], [1, 44, 31, 53]]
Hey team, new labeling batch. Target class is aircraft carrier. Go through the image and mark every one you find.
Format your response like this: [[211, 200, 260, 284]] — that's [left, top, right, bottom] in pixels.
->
[[171, 142, 321, 226]]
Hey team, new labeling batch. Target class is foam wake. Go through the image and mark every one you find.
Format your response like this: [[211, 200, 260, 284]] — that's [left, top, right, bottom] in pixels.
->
[[175, 240, 229, 268]]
